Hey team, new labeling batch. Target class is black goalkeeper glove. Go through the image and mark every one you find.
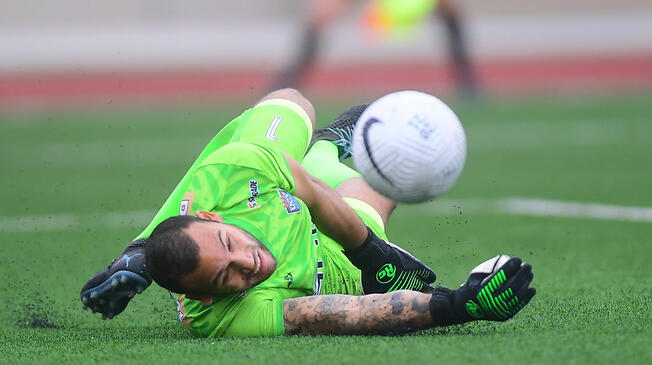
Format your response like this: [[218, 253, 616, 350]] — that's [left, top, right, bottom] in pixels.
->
[[429, 255, 536, 326], [344, 227, 436, 294]]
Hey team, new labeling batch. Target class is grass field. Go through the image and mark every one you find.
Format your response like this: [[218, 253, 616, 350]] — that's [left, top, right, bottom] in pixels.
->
[[1, 91, 651, 364]]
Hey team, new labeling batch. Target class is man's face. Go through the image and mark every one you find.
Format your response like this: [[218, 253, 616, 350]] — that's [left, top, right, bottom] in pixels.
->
[[180, 221, 277, 297]]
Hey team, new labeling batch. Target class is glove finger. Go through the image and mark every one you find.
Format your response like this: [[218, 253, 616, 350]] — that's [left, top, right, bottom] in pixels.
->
[[515, 286, 536, 305], [509, 263, 533, 287], [416, 265, 437, 284], [496, 263, 533, 297], [513, 264, 536, 304], [480, 256, 522, 287], [385, 241, 437, 283], [512, 271, 534, 301], [500, 257, 523, 278]]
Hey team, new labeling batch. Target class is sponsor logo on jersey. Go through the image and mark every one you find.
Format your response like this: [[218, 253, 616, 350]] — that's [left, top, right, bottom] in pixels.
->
[[278, 189, 301, 214], [311, 223, 319, 246], [176, 295, 191, 328], [247, 180, 261, 209], [176, 298, 185, 322], [180, 200, 190, 215], [314, 261, 324, 295]]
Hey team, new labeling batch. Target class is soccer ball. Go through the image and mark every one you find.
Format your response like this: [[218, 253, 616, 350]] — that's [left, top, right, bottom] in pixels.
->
[[351, 90, 467, 203]]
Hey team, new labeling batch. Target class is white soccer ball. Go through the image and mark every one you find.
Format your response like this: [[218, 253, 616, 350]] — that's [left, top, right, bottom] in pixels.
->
[[351, 90, 467, 203]]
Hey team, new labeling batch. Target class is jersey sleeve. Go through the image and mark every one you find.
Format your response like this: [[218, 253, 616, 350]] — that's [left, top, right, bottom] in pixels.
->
[[187, 142, 296, 213], [180, 290, 288, 337], [221, 292, 286, 337]]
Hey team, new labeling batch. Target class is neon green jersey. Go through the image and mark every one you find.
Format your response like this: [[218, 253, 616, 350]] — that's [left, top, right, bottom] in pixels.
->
[[177, 142, 363, 337], [132, 99, 386, 337]]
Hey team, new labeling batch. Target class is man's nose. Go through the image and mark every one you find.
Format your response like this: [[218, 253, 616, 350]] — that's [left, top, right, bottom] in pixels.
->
[[232, 249, 254, 273]]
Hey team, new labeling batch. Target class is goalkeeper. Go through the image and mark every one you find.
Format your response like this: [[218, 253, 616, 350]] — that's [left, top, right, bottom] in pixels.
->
[[80, 88, 535, 336]]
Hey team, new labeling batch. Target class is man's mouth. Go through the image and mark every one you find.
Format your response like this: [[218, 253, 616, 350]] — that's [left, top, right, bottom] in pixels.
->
[[257, 251, 266, 278], [251, 251, 262, 281]]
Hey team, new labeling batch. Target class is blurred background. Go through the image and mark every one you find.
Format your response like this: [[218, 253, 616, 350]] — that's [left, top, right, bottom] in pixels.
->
[[1, 0, 651, 105]]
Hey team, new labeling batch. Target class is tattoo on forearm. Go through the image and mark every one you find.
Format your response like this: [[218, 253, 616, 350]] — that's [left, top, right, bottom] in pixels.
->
[[390, 291, 405, 315], [283, 290, 433, 335]]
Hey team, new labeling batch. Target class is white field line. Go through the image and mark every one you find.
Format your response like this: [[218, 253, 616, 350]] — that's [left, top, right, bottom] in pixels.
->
[[0, 210, 154, 233], [415, 198, 652, 223], [2, 198, 652, 234], [499, 198, 652, 222], [0, 138, 208, 167]]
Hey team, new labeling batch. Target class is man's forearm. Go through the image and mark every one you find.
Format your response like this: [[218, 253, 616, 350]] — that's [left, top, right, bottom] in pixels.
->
[[283, 257, 537, 336], [284, 291, 434, 335], [305, 176, 367, 250], [283, 152, 367, 250]]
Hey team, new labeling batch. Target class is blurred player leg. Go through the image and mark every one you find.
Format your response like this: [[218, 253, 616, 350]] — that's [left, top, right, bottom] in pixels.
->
[[270, 0, 351, 90], [435, 0, 480, 98]]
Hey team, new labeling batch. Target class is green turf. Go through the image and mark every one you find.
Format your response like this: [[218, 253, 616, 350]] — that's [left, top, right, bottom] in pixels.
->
[[1, 92, 651, 364]]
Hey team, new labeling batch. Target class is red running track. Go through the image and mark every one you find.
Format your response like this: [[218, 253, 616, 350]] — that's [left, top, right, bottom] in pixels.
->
[[1, 54, 651, 106]]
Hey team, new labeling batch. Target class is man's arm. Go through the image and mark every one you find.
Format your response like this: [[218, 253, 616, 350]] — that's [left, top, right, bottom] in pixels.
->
[[284, 291, 433, 335], [283, 152, 367, 250], [283, 256, 537, 336]]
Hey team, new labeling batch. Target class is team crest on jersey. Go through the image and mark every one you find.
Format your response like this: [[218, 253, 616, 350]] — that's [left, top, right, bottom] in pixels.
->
[[247, 179, 261, 209], [278, 189, 301, 214]]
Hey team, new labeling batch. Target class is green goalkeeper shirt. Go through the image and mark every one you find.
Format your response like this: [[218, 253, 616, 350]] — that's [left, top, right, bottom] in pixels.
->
[[176, 141, 362, 337]]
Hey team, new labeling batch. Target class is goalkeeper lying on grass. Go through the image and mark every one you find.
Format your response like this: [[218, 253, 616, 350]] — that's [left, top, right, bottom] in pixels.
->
[[80, 88, 535, 336]]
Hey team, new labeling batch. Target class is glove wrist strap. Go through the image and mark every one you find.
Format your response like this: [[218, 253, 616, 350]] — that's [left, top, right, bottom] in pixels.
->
[[343, 226, 385, 269], [429, 287, 470, 326]]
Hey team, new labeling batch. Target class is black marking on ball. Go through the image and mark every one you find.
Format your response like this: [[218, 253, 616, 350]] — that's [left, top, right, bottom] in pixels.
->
[[491, 255, 502, 272], [362, 117, 396, 187]]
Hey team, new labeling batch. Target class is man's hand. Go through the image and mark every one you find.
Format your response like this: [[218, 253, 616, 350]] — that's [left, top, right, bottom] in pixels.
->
[[345, 227, 436, 294], [429, 255, 536, 325]]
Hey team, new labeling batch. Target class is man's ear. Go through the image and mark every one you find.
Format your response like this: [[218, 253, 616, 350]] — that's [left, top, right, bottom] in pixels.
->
[[195, 210, 223, 223], [185, 293, 214, 306]]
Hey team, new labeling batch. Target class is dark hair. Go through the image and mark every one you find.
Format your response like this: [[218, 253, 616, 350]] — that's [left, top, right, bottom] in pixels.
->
[[145, 215, 209, 293]]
